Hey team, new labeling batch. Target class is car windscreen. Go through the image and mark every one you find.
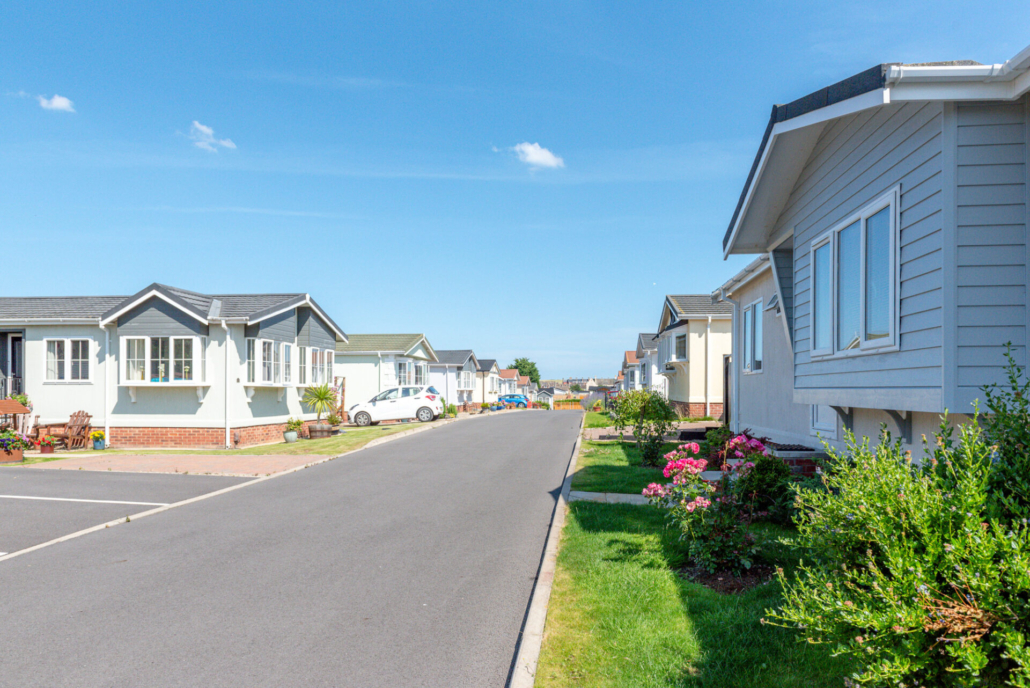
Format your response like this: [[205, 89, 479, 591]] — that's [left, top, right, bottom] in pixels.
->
[[373, 389, 398, 401]]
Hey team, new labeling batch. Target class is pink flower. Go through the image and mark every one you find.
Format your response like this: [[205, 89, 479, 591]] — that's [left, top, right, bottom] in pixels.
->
[[642, 483, 668, 499]]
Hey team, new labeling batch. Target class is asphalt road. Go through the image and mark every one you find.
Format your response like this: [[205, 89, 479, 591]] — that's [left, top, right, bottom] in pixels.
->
[[0, 468, 252, 553], [0, 411, 580, 687]]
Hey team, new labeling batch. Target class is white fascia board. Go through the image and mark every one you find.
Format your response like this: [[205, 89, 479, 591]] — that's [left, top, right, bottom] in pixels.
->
[[405, 336, 439, 363], [100, 290, 208, 327], [0, 318, 100, 325], [302, 296, 348, 343], [723, 88, 890, 259], [888, 80, 1026, 102]]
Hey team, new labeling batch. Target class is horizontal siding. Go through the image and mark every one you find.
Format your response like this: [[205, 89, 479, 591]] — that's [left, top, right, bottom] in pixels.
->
[[117, 298, 208, 337], [772, 245, 794, 343], [297, 307, 336, 349], [955, 100, 1027, 397], [244, 309, 296, 343], [784, 102, 944, 398]]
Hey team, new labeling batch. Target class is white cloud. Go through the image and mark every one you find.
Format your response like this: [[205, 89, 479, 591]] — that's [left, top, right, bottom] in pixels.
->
[[511, 142, 564, 169], [189, 121, 236, 152], [37, 94, 75, 112]]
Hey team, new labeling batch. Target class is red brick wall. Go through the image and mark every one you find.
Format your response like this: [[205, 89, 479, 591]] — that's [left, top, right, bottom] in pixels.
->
[[671, 401, 724, 420], [109, 420, 320, 449]]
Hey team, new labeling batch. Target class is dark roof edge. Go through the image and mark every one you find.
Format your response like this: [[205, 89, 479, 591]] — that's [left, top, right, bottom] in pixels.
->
[[722, 64, 888, 251]]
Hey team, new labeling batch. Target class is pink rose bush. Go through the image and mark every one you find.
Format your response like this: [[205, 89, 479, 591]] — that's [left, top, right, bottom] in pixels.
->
[[643, 439, 759, 573]]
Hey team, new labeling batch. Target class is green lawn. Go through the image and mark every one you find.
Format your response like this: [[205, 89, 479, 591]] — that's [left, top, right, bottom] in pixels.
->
[[584, 411, 615, 429], [10, 424, 414, 465], [571, 441, 675, 494], [536, 503, 851, 688]]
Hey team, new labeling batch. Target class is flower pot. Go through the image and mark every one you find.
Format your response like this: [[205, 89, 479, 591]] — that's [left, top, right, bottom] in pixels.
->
[[331, 426, 341, 435], [40, 445, 54, 455], [283, 430, 298, 443], [1, 448, 24, 463], [308, 423, 332, 440], [93, 439, 105, 450]]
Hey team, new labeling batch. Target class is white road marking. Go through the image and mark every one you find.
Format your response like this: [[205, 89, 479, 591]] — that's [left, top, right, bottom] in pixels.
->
[[0, 495, 169, 507]]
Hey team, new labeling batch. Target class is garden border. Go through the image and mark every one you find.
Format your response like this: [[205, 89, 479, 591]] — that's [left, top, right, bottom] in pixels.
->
[[508, 411, 586, 687]]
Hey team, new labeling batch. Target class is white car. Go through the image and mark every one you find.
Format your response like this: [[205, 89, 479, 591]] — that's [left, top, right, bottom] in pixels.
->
[[348, 386, 444, 426]]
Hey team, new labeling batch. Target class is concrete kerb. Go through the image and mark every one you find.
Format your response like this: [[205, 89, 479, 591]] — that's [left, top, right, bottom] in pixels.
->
[[0, 413, 478, 565], [508, 411, 586, 688]]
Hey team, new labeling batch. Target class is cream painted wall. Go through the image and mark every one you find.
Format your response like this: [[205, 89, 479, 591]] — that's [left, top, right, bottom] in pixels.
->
[[335, 354, 382, 409], [685, 318, 731, 405], [23, 324, 109, 425]]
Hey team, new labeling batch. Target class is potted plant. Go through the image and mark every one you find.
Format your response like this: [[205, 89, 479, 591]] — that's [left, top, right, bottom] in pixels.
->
[[284, 417, 304, 443], [38, 435, 56, 454], [1, 430, 33, 463], [302, 383, 337, 439], [326, 413, 343, 435], [90, 430, 106, 450], [481, 402, 491, 413]]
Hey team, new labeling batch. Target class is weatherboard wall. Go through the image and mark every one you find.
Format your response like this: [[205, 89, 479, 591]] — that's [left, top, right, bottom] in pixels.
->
[[785, 101, 946, 412]]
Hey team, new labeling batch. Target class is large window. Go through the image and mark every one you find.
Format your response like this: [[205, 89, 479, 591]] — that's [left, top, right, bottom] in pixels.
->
[[150, 337, 170, 382], [45, 338, 93, 382], [675, 334, 687, 360], [397, 361, 410, 386], [126, 338, 146, 381], [810, 189, 897, 357], [173, 338, 193, 381], [298, 346, 307, 385], [742, 300, 763, 373], [261, 341, 273, 383], [311, 348, 321, 384], [283, 344, 292, 384], [246, 339, 256, 383], [46, 340, 65, 380], [119, 336, 205, 385], [415, 363, 427, 386]]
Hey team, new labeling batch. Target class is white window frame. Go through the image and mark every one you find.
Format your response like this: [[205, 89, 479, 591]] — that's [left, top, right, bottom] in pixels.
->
[[674, 333, 687, 361], [325, 350, 333, 386], [261, 340, 274, 383], [44, 338, 94, 383], [125, 337, 147, 383], [283, 343, 292, 384], [742, 298, 763, 374], [311, 348, 321, 385], [809, 187, 899, 360], [298, 346, 307, 385], [811, 404, 838, 438], [118, 335, 206, 386], [246, 339, 257, 384]]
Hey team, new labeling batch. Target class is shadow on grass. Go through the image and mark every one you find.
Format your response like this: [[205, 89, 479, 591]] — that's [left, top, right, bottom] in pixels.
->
[[562, 502, 850, 688]]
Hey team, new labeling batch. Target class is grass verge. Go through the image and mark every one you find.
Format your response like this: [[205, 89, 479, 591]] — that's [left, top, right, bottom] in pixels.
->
[[536, 503, 850, 688], [8, 424, 416, 465], [584, 411, 614, 429], [571, 441, 676, 494]]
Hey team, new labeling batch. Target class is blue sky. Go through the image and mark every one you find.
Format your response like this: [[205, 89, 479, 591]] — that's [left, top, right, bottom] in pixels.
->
[[2, 2, 1027, 378]]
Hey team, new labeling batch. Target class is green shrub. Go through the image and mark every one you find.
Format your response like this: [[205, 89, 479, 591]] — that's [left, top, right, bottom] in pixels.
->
[[538, 401, 550, 410], [735, 453, 794, 523], [446, 403, 458, 415], [766, 421, 1030, 687], [612, 390, 677, 467], [981, 345, 1030, 523], [702, 424, 733, 464], [285, 417, 304, 433]]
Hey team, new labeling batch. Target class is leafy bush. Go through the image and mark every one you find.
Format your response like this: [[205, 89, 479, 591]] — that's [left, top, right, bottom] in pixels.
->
[[481, 402, 490, 409], [446, 403, 458, 415], [612, 390, 677, 467], [766, 422, 1030, 687], [326, 413, 341, 425], [644, 443, 761, 573], [285, 417, 304, 433], [735, 452, 794, 523], [538, 401, 550, 410], [981, 345, 1030, 523]]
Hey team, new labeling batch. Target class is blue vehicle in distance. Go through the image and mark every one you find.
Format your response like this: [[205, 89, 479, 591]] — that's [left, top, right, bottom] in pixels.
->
[[498, 394, 529, 408]]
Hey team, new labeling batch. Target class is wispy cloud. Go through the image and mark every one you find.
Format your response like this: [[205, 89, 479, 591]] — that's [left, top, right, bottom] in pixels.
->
[[510, 142, 565, 169], [240, 70, 405, 90], [37, 94, 75, 112], [188, 121, 236, 152]]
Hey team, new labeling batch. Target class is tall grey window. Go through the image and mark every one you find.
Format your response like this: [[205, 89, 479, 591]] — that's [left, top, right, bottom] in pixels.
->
[[273, 342, 281, 384], [675, 334, 686, 360], [742, 301, 763, 372], [836, 221, 861, 351], [865, 207, 891, 341], [813, 242, 832, 352]]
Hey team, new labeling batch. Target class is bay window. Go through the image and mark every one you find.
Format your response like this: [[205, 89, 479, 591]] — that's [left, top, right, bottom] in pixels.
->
[[283, 343, 292, 384], [273, 342, 281, 384], [810, 188, 897, 358], [126, 338, 146, 381], [261, 341, 273, 383], [173, 338, 193, 381], [298, 346, 307, 384], [121, 335, 205, 385], [675, 334, 686, 360], [151, 338, 170, 382], [742, 299, 763, 373], [246, 339, 256, 383]]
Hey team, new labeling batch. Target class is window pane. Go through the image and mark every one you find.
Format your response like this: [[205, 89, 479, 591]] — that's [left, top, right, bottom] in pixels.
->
[[742, 307, 752, 370], [813, 242, 832, 351], [865, 207, 891, 342], [836, 222, 861, 351], [299, 346, 306, 384], [47, 340, 65, 380], [754, 304, 763, 367], [151, 337, 169, 382], [284, 344, 291, 383], [262, 341, 273, 382], [247, 340, 256, 384], [174, 338, 193, 381], [126, 339, 146, 381], [273, 343, 281, 384]]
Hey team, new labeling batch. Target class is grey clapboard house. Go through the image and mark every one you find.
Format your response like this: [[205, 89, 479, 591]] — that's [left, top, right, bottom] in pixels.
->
[[717, 43, 1030, 450], [0, 283, 346, 448]]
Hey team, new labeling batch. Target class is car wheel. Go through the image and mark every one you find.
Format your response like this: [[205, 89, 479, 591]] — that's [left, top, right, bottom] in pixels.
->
[[417, 407, 434, 422], [354, 412, 372, 427], [517, 402, 526, 408]]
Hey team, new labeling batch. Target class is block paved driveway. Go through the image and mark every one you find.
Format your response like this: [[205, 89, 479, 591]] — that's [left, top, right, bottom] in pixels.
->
[[0, 411, 581, 688]]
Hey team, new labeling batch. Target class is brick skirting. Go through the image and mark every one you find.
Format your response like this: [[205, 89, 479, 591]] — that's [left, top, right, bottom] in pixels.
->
[[109, 420, 319, 449], [670, 401, 724, 421]]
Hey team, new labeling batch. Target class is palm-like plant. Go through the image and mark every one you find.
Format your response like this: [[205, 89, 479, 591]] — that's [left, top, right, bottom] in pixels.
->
[[302, 383, 337, 422]]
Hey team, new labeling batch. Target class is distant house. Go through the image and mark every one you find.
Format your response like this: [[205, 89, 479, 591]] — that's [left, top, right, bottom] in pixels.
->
[[0, 282, 346, 448], [499, 368, 519, 395], [717, 44, 1030, 450], [635, 333, 666, 396], [429, 350, 479, 408], [475, 358, 501, 405], [334, 334, 438, 409], [517, 375, 531, 397], [655, 295, 733, 418], [536, 387, 556, 406], [620, 350, 641, 391]]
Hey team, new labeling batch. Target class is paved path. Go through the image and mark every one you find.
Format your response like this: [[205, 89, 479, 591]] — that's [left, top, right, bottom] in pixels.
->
[[568, 490, 649, 505], [0, 411, 580, 688], [28, 452, 333, 476]]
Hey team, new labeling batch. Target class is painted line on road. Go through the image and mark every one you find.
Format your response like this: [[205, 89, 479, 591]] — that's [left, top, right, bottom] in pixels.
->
[[508, 411, 586, 688], [0, 412, 497, 565], [0, 495, 170, 506]]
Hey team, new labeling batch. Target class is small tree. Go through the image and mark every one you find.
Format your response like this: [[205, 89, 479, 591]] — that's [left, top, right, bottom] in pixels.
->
[[302, 383, 337, 421], [613, 389, 677, 466], [570, 383, 583, 392], [508, 357, 541, 385]]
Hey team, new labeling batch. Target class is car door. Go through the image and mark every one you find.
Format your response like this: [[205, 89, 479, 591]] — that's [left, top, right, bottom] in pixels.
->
[[369, 388, 400, 421], [398, 387, 422, 419]]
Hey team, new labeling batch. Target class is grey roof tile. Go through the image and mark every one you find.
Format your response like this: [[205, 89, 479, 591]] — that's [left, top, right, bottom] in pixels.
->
[[433, 349, 474, 365], [667, 294, 733, 317]]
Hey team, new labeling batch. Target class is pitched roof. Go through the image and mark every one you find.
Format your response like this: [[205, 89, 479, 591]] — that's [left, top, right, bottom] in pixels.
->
[[499, 369, 519, 380], [518, 375, 530, 386], [0, 283, 345, 340], [624, 350, 639, 366], [477, 358, 497, 373], [667, 294, 733, 317], [336, 334, 431, 356], [637, 333, 658, 352], [433, 349, 475, 366]]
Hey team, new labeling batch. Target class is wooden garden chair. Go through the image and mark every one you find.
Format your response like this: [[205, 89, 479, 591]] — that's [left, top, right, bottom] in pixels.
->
[[44, 411, 92, 450]]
